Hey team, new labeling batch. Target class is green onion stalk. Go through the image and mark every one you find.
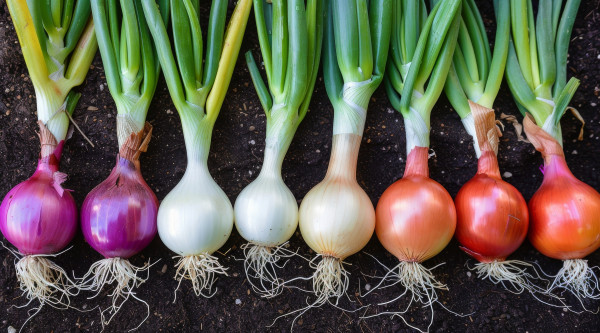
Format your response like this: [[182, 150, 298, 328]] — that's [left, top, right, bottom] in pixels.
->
[[364, 1, 461, 330], [142, 0, 252, 299], [2, 0, 96, 312], [76, 1, 168, 329], [444, 0, 546, 296], [295, 0, 391, 314], [506, 0, 600, 304], [234, 0, 324, 298]]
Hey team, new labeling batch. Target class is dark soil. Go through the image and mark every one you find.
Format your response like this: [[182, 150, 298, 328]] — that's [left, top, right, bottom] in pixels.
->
[[1, 1, 600, 332]]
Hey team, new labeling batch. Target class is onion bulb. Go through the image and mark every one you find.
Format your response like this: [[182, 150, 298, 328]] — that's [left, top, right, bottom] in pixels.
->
[[79, 124, 158, 327], [142, 0, 253, 300], [0, 123, 78, 309], [299, 134, 375, 303], [524, 116, 600, 301], [158, 153, 233, 298], [376, 147, 456, 264], [454, 103, 540, 293]]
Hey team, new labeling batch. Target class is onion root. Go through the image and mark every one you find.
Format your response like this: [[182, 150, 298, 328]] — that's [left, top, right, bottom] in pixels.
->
[[14, 255, 77, 308], [173, 254, 227, 300], [362, 260, 452, 333], [241, 242, 300, 298], [550, 259, 600, 309], [77, 258, 152, 330]]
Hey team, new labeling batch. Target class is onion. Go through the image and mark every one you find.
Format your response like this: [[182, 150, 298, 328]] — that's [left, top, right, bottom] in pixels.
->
[[158, 153, 233, 298], [455, 150, 528, 262], [0, 123, 78, 308], [376, 146, 456, 264], [524, 116, 600, 300], [234, 0, 324, 296], [294, 0, 392, 317], [142, 0, 253, 299], [299, 133, 375, 303], [453, 103, 541, 293], [78, 124, 158, 326], [3, 0, 96, 319], [364, 1, 461, 329], [81, 155, 158, 259]]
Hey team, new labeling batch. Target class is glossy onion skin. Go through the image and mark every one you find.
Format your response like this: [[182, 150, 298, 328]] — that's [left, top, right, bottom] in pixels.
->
[[299, 134, 375, 260], [81, 156, 158, 259], [0, 143, 77, 255], [529, 155, 600, 260], [158, 162, 234, 256], [455, 151, 528, 262], [376, 147, 456, 262]]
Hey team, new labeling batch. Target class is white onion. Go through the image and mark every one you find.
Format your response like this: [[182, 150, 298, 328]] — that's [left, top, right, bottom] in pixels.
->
[[158, 161, 233, 256], [234, 145, 298, 247]]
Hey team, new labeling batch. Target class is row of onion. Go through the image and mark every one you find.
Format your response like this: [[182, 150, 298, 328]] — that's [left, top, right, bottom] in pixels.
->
[[1, 0, 599, 331]]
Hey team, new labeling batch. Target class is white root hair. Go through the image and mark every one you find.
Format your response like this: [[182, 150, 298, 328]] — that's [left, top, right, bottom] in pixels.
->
[[14, 255, 78, 309], [1, 244, 89, 332], [361, 254, 462, 333], [468, 260, 568, 308], [241, 242, 303, 298], [268, 255, 356, 331], [547, 259, 600, 312], [76, 257, 153, 331], [173, 253, 227, 301], [470, 260, 550, 293]]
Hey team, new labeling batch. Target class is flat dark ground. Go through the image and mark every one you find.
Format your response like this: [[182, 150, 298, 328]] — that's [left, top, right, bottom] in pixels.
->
[[1, 1, 600, 332]]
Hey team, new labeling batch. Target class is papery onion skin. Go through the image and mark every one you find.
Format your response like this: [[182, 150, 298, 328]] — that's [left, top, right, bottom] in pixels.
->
[[455, 150, 529, 263], [299, 134, 375, 260], [81, 156, 158, 259], [376, 146, 456, 262], [0, 142, 77, 255], [528, 154, 600, 260]]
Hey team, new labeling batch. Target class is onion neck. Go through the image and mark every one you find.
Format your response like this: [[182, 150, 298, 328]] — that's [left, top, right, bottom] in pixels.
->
[[325, 133, 361, 180], [403, 146, 429, 178], [180, 111, 213, 167], [114, 155, 142, 177], [542, 154, 575, 182], [477, 150, 501, 179], [260, 106, 297, 178], [35, 85, 69, 143]]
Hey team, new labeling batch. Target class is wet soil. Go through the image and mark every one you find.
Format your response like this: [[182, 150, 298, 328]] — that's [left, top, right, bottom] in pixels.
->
[[1, 1, 600, 332]]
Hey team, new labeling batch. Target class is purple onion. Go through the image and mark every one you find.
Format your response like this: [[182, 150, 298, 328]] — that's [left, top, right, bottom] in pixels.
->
[[81, 156, 158, 259], [0, 142, 78, 255]]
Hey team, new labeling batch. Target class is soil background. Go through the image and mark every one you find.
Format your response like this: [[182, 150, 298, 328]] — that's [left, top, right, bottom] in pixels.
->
[[1, 1, 600, 332]]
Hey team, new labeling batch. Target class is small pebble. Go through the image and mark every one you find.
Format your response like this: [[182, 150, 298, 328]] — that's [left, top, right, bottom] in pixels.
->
[[87, 106, 98, 111], [249, 125, 256, 131], [161, 264, 168, 274], [591, 102, 597, 107], [235, 299, 242, 305], [503, 171, 513, 178], [249, 140, 256, 145], [572, 150, 578, 155], [8, 326, 17, 333], [466, 272, 472, 278], [365, 284, 371, 291]]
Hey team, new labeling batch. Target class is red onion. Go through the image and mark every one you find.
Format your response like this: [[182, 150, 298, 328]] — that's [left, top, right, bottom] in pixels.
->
[[524, 115, 600, 301], [0, 122, 78, 309], [455, 150, 529, 263], [78, 124, 158, 327], [1, 142, 77, 255], [81, 155, 158, 258]]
